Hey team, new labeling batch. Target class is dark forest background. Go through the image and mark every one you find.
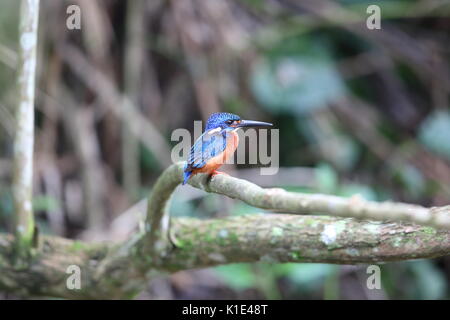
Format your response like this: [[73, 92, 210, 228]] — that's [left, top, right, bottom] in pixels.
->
[[0, 0, 450, 299]]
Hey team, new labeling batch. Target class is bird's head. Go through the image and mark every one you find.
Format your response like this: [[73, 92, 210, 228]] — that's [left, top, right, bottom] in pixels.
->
[[205, 112, 272, 133]]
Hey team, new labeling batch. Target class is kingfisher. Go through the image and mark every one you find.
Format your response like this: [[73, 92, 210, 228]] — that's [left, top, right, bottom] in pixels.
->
[[183, 112, 273, 185]]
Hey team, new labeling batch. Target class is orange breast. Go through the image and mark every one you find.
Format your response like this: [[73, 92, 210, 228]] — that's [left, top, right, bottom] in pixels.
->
[[192, 131, 239, 174]]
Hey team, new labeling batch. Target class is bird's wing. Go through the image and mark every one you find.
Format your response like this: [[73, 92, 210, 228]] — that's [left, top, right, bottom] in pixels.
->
[[185, 130, 227, 170]]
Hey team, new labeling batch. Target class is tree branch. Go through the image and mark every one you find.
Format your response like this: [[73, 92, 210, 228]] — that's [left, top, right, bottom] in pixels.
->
[[1, 162, 449, 298], [0, 213, 448, 298], [122, 0, 145, 200], [147, 163, 450, 249]]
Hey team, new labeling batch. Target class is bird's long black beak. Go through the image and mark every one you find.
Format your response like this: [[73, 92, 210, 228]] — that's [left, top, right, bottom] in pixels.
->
[[237, 120, 273, 128]]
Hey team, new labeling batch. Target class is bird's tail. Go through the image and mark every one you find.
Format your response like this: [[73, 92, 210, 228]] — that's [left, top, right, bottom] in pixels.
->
[[182, 170, 192, 185]]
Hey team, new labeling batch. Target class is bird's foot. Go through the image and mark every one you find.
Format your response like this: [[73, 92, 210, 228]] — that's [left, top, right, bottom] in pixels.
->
[[211, 170, 229, 176], [206, 170, 228, 184]]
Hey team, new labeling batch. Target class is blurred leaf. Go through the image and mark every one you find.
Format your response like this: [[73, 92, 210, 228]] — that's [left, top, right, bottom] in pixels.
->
[[0, 0, 19, 45], [169, 194, 197, 217], [251, 56, 345, 115], [223, 96, 246, 115], [328, 134, 360, 171], [407, 260, 446, 300], [0, 187, 13, 215], [315, 162, 338, 193], [252, 264, 282, 299], [214, 264, 257, 290], [396, 165, 426, 198], [232, 202, 266, 216], [339, 184, 377, 201], [418, 109, 450, 161], [140, 143, 159, 171], [275, 263, 338, 291], [0, 187, 13, 231], [35, 218, 53, 235], [300, 118, 360, 171], [32, 195, 60, 212], [323, 268, 340, 300], [0, 1, 20, 104]]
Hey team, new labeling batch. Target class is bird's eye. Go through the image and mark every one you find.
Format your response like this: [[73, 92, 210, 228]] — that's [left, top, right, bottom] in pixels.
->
[[226, 120, 234, 125]]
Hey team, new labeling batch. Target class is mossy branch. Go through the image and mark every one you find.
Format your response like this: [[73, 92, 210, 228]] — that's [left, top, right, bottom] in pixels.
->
[[0, 162, 449, 298], [147, 163, 450, 253], [0, 214, 448, 298]]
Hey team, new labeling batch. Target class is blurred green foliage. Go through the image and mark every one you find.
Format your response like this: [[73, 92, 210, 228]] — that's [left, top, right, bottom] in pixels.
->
[[419, 110, 450, 162], [0, 0, 449, 300]]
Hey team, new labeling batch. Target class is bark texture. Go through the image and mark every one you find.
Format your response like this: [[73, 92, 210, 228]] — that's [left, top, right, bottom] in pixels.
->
[[0, 163, 449, 298]]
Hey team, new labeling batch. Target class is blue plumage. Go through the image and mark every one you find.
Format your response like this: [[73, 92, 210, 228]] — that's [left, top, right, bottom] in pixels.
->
[[182, 169, 192, 185], [182, 113, 240, 185], [205, 112, 240, 131], [182, 112, 272, 185], [182, 130, 229, 185]]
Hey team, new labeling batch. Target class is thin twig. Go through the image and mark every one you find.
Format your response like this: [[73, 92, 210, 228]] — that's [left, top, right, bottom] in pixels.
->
[[57, 44, 172, 166], [122, 0, 145, 200]]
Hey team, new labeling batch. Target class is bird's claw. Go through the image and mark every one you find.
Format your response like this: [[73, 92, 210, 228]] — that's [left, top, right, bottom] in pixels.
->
[[211, 170, 229, 176], [206, 170, 229, 184]]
